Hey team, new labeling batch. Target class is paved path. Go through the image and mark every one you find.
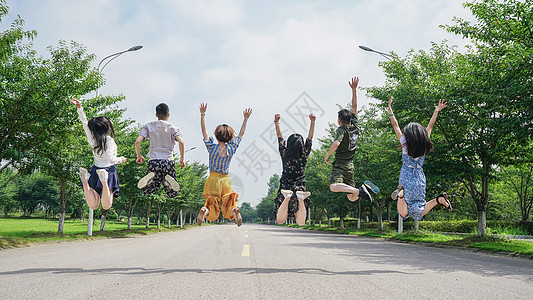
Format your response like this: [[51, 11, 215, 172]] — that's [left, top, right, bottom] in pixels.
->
[[1, 224, 532, 299]]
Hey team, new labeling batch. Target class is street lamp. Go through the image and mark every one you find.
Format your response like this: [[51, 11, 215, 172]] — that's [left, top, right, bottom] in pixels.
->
[[95, 45, 143, 96], [359, 45, 392, 61], [88, 44, 142, 236]]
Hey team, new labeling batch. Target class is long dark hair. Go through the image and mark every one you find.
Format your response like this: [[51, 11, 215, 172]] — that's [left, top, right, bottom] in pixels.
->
[[284, 133, 304, 160], [402, 122, 433, 158], [88, 116, 116, 155]]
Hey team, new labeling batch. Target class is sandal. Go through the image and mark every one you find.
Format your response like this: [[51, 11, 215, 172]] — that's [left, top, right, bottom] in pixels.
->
[[436, 192, 452, 211]]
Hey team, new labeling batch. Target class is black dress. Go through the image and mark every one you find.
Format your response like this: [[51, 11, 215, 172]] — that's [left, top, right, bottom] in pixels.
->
[[273, 137, 312, 218]]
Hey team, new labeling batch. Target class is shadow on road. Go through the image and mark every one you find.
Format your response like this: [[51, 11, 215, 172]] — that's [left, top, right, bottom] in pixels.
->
[[251, 225, 533, 282], [0, 267, 413, 276]]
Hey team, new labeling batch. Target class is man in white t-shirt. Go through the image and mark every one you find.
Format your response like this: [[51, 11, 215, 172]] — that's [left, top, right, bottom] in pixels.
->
[[135, 103, 185, 198]]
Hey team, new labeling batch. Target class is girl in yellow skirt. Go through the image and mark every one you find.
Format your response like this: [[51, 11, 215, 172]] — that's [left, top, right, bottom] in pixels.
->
[[196, 103, 252, 226]]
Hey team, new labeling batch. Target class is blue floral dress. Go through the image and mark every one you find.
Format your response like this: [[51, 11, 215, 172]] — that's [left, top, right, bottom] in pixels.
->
[[399, 136, 426, 220]]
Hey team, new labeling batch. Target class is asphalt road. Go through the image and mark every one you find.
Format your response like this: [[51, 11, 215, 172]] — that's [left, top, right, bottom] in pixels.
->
[[1, 224, 532, 299]]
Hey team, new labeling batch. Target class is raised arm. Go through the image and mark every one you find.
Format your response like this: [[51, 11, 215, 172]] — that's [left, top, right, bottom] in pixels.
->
[[274, 114, 282, 139], [199, 103, 209, 140], [70, 98, 94, 146], [237, 108, 252, 139], [324, 141, 340, 164], [426, 99, 447, 138], [348, 76, 359, 115], [387, 98, 403, 141], [308, 114, 316, 140]]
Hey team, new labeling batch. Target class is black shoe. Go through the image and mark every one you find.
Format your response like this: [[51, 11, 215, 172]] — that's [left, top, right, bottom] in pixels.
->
[[359, 185, 373, 203]]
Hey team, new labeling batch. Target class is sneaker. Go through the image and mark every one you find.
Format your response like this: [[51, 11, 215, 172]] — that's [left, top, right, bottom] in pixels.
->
[[281, 189, 293, 198], [363, 180, 380, 194], [391, 185, 403, 200], [138, 172, 155, 189], [164, 175, 180, 192], [96, 169, 108, 183], [358, 184, 373, 203], [79, 167, 90, 182], [296, 191, 311, 198]]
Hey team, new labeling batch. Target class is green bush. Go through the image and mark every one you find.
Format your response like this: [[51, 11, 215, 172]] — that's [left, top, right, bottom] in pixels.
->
[[329, 219, 533, 235]]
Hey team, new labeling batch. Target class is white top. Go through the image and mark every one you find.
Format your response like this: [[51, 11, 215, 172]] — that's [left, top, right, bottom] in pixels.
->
[[77, 107, 123, 168], [139, 120, 182, 160]]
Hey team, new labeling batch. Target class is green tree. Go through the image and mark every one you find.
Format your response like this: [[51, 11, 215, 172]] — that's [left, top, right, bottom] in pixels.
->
[[368, 0, 533, 235], [15, 173, 59, 216], [239, 202, 257, 222], [256, 174, 279, 222]]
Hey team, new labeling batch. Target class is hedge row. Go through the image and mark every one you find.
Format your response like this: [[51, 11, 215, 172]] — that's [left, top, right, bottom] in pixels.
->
[[328, 219, 533, 235]]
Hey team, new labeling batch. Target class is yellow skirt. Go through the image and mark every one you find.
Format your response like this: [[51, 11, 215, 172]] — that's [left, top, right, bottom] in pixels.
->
[[202, 172, 239, 222]]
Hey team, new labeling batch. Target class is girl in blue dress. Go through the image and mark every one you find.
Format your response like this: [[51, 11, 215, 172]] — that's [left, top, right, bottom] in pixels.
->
[[387, 98, 451, 220]]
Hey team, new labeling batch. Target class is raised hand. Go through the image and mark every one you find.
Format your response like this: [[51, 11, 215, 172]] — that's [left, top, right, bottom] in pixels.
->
[[435, 99, 447, 112], [274, 114, 280, 123], [200, 103, 207, 114], [243, 108, 252, 119], [387, 98, 394, 114], [348, 76, 359, 91], [309, 114, 316, 122], [69, 98, 81, 108]]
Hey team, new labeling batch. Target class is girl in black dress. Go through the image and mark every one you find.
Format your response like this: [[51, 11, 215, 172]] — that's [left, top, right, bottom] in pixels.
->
[[273, 113, 315, 225]]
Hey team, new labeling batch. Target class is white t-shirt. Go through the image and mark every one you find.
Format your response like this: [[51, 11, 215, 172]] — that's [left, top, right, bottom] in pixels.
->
[[139, 120, 182, 160], [77, 107, 123, 168]]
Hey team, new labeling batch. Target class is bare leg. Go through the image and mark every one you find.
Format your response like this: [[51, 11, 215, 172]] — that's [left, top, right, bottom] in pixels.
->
[[232, 208, 242, 227], [81, 181, 100, 209], [100, 181, 114, 210], [397, 189, 408, 219], [294, 195, 307, 226], [276, 196, 290, 224], [421, 194, 450, 217], [330, 183, 359, 201], [197, 207, 209, 226]]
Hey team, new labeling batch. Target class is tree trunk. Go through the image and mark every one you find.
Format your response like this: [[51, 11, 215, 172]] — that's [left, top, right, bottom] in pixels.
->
[[100, 210, 108, 231], [357, 200, 361, 229], [157, 211, 161, 230], [179, 208, 183, 228], [339, 206, 344, 229], [128, 217, 132, 230], [57, 176, 67, 234], [477, 209, 487, 236], [145, 215, 150, 228]]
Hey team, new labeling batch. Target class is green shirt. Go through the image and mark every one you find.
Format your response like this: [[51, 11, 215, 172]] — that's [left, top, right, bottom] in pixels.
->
[[334, 112, 359, 161]]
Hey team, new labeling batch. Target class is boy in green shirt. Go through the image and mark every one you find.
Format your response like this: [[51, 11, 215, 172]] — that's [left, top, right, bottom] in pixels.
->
[[325, 76, 379, 202]]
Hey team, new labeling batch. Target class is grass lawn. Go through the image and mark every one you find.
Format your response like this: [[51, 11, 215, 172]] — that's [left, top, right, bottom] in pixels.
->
[[0, 217, 189, 249], [285, 223, 533, 259]]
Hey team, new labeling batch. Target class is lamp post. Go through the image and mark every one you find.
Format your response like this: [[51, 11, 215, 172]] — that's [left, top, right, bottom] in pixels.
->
[[359, 45, 392, 61], [88, 45, 143, 236], [359, 44, 406, 233], [95, 45, 143, 96]]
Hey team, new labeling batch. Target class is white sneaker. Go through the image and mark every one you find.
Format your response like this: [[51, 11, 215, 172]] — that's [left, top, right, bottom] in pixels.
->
[[96, 169, 108, 183], [79, 167, 90, 182], [296, 191, 311, 199], [138, 172, 155, 189], [281, 189, 293, 198], [164, 175, 180, 192]]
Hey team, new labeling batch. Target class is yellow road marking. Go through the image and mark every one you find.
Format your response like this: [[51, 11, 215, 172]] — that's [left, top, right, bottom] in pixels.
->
[[242, 244, 250, 256], [245, 233, 248, 238]]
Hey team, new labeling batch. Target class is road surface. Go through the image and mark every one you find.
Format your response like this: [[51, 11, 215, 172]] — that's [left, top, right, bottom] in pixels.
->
[[1, 224, 532, 299]]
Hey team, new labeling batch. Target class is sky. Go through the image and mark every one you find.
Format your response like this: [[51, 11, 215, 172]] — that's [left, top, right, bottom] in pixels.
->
[[4, 0, 473, 206]]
